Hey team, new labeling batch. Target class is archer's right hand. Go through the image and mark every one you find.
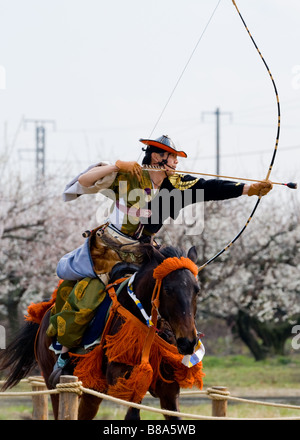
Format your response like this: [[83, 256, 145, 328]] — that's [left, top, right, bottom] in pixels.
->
[[115, 160, 142, 182]]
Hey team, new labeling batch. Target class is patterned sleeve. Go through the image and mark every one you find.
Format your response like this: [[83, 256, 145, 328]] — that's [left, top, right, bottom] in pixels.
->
[[167, 174, 244, 201], [142, 174, 244, 235]]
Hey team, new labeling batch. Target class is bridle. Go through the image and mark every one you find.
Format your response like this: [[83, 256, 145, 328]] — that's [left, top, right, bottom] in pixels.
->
[[141, 256, 198, 363]]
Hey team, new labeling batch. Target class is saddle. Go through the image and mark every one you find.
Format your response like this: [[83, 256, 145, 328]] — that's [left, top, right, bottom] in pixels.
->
[[90, 223, 145, 269]]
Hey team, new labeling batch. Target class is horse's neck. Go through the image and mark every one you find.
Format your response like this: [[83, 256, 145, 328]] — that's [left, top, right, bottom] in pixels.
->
[[119, 268, 155, 319]]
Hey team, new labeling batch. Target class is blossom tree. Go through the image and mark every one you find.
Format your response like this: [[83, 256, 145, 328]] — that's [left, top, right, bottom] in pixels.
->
[[0, 173, 97, 339], [158, 194, 300, 359]]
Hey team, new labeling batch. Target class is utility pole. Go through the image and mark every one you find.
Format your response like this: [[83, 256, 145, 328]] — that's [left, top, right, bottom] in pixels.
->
[[23, 119, 56, 181], [202, 108, 232, 177]]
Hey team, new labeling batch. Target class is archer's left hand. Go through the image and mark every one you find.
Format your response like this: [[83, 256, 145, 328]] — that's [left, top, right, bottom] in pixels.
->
[[247, 180, 273, 197]]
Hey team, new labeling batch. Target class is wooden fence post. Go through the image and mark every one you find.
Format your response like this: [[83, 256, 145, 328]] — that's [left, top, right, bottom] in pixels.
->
[[211, 386, 228, 417], [57, 375, 79, 420], [30, 376, 48, 420]]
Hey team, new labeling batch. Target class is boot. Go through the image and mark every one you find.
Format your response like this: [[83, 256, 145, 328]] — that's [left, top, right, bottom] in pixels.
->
[[48, 352, 74, 389]]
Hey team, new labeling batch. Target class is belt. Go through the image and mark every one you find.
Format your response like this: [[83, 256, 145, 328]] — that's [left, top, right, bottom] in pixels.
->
[[83, 222, 152, 243]]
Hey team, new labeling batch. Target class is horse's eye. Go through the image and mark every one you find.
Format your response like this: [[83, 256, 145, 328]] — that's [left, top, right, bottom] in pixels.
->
[[194, 285, 200, 295]]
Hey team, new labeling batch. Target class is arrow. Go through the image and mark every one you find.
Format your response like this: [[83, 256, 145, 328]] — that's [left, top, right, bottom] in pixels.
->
[[142, 166, 297, 189]]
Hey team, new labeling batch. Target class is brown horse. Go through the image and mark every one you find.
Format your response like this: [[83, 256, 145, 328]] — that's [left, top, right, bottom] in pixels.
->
[[0, 244, 204, 420]]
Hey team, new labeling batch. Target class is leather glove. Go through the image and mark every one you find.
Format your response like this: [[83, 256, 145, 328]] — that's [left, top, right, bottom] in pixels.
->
[[115, 160, 142, 182], [248, 180, 273, 197]]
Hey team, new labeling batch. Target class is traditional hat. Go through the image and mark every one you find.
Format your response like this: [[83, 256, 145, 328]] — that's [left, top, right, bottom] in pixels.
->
[[139, 135, 187, 158]]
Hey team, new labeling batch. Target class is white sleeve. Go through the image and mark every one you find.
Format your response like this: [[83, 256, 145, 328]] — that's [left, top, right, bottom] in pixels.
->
[[62, 161, 117, 202]]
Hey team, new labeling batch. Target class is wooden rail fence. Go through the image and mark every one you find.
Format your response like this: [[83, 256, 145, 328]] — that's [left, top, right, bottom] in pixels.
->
[[1, 375, 300, 420]]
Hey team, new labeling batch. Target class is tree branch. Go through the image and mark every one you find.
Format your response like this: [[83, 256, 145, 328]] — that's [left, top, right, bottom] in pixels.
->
[[3, 219, 45, 234]]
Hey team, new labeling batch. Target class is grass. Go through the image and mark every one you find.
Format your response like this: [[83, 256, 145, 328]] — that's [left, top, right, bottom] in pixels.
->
[[203, 354, 300, 392], [1, 354, 300, 420]]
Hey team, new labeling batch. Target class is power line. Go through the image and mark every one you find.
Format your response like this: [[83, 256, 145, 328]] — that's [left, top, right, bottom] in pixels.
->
[[188, 143, 300, 161], [201, 107, 233, 177]]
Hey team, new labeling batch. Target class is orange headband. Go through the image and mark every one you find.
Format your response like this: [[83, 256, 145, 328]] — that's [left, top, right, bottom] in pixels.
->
[[153, 256, 198, 281]]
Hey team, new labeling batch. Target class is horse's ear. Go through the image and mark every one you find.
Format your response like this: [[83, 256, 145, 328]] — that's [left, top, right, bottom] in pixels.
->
[[187, 246, 197, 263]]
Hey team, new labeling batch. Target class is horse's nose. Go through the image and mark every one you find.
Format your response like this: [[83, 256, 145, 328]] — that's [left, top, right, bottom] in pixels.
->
[[176, 337, 197, 355]]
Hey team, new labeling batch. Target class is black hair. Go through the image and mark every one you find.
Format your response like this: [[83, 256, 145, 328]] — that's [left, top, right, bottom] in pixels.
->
[[142, 146, 166, 165]]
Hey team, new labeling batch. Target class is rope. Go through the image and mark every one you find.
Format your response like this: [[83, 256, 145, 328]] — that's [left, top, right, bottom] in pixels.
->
[[56, 381, 83, 396], [206, 387, 231, 400], [225, 395, 300, 411], [0, 389, 58, 397], [1, 377, 300, 419], [79, 386, 300, 420], [27, 376, 48, 387], [80, 386, 231, 420]]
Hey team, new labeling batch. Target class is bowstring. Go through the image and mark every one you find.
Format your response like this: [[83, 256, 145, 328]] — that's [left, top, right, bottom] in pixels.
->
[[136, 0, 222, 163], [148, 0, 222, 139], [197, 1, 281, 272]]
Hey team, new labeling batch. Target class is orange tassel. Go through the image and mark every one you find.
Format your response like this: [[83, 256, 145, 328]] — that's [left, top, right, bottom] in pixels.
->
[[24, 280, 63, 324], [107, 362, 153, 403], [72, 343, 107, 392], [72, 310, 204, 401]]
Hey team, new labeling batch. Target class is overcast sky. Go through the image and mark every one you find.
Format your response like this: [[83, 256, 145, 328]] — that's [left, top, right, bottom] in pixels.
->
[[0, 0, 299, 197]]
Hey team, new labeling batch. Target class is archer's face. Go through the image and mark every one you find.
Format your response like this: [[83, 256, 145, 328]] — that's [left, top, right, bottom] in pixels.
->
[[166, 153, 178, 168], [150, 151, 179, 175], [162, 152, 178, 175]]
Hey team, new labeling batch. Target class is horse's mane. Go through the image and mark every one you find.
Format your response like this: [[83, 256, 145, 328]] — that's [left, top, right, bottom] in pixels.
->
[[141, 244, 187, 264], [109, 262, 140, 283], [108, 245, 186, 283], [133, 244, 188, 277], [159, 246, 186, 259]]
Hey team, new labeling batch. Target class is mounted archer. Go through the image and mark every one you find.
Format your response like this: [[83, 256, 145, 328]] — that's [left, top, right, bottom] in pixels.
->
[[45, 134, 272, 382]]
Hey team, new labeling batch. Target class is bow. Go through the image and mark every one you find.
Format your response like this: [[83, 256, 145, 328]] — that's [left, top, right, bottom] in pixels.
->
[[197, 0, 281, 272]]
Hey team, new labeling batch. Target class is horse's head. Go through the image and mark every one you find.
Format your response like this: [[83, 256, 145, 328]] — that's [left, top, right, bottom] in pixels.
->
[[138, 245, 200, 356]]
